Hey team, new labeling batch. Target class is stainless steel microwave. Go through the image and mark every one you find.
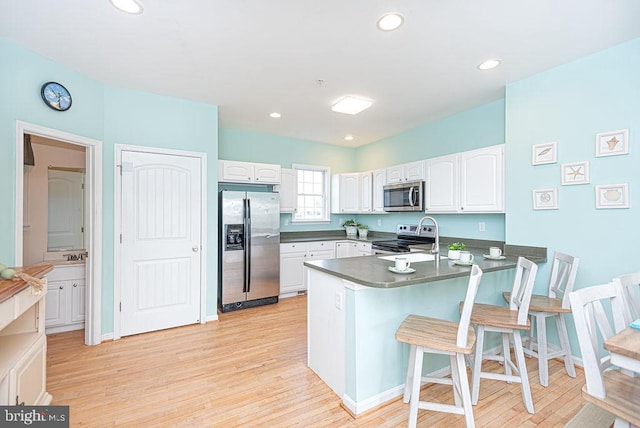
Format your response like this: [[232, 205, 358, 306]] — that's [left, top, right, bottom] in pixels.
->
[[383, 180, 424, 212]]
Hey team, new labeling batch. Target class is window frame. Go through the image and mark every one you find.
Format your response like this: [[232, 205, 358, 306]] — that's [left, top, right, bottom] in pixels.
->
[[291, 163, 331, 223]]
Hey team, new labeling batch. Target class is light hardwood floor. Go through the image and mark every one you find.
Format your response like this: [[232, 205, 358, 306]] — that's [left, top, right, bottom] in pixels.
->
[[47, 295, 586, 427]]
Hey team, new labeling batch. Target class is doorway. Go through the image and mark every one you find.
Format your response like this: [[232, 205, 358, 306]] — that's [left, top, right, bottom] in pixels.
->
[[15, 121, 103, 346]]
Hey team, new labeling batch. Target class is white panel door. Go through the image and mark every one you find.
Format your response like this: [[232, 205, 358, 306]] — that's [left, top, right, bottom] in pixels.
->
[[120, 150, 202, 336], [47, 170, 84, 250]]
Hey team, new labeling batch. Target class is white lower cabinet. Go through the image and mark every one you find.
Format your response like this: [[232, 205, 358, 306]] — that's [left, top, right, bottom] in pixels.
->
[[336, 241, 371, 258], [46, 265, 85, 334], [280, 241, 336, 296]]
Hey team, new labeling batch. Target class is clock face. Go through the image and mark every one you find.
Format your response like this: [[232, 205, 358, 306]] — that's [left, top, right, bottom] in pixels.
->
[[41, 82, 72, 111]]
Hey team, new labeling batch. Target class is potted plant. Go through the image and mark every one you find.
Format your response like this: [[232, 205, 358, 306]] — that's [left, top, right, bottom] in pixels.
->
[[447, 242, 466, 260], [343, 219, 358, 236], [357, 224, 369, 239]]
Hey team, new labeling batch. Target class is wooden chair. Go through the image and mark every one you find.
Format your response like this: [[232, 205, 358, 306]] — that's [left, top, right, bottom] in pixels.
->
[[612, 273, 640, 331], [569, 282, 640, 427], [469, 256, 538, 414], [396, 265, 483, 428], [503, 251, 579, 387]]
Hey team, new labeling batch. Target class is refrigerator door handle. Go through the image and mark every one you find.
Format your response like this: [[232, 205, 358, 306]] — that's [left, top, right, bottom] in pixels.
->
[[246, 198, 251, 293]]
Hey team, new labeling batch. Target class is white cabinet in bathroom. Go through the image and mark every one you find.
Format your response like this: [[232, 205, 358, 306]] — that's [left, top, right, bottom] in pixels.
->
[[45, 265, 85, 334]]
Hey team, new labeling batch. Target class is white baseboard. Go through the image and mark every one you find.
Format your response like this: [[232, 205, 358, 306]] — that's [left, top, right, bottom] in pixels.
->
[[101, 332, 114, 342]]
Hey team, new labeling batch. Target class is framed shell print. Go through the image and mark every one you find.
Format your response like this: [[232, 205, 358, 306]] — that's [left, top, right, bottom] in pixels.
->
[[595, 129, 629, 157], [561, 161, 590, 185], [533, 188, 558, 210], [595, 183, 629, 209], [532, 142, 557, 165]]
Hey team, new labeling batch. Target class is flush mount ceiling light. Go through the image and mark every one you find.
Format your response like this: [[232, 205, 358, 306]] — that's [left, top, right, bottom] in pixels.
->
[[478, 59, 501, 70], [110, 0, 143, 14], [377, 13, 404, 31], [269, 112, 282, 118], [331, 96, 373, 115], [344, 135, 354, 141]]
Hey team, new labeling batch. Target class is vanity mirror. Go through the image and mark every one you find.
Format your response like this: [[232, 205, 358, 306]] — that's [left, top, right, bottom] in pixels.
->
[[47, 167, 85, 252]]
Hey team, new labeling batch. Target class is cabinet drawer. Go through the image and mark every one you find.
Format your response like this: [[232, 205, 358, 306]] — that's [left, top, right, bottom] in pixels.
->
[[0, 296, 16, 331], [47, 265, 85, 282], [357, 242, 372, 252], [307, 241, 335, 251], [16, 283, 46, 317], [280, 243, 308, 254]]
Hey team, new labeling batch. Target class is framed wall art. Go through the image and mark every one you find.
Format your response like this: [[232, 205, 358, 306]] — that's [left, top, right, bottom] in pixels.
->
[[595, 183, 629, 209], [532, 142, 557, 165], [533, 188, 558, 210], [595, 129, 629, 157], [561, 161, 590, 185]]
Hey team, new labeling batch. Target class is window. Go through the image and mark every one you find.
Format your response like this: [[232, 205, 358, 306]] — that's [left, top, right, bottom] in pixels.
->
[[292, 164, 330, 222]]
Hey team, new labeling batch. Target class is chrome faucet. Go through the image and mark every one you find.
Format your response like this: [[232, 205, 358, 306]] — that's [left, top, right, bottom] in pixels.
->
[[416, 216, 440, 265]]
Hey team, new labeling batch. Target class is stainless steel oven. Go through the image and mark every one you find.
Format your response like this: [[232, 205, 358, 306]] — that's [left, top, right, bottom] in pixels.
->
[[383, 180, 424, 212]]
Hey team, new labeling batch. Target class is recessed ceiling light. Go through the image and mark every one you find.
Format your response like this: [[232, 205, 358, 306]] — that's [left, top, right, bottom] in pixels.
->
[[377, 13, 404, 31], [478, 59, 501, 70], [331, 96, 373, 115], [110, 0, 143, 14], [344, 135, 354, 141], [269, 112, 282, 119]]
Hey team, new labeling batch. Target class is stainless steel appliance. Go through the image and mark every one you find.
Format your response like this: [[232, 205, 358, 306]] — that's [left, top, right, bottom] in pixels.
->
[[383, 180, 424, 212], [219, 190, 280, 312], [371, 224, 436, 254]]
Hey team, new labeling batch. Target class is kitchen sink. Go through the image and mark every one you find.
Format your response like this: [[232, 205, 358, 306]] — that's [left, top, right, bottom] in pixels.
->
[[377, 253, 447, 263]]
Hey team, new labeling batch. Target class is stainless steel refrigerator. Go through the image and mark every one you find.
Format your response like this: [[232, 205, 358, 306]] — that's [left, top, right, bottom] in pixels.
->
[[218, 190, 280, 312]]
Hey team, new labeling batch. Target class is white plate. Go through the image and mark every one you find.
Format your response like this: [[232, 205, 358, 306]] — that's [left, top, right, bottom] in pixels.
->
[[453, 260, 475, 266], [388, 266, 416, 274], [483, 254, 506, 260]]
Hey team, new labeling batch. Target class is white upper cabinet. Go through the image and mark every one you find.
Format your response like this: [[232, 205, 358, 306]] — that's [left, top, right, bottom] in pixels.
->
[[275, 168, 297, 213], [424, 144, 504, 213], [360, 172, 372, 213], [386, 160, 424, 183], [424, 154, 459, 212], [219, 160, 281, 184], [460, 144, 504, 212], [372, 169, 386, 213], [331, 173, 360, 214]]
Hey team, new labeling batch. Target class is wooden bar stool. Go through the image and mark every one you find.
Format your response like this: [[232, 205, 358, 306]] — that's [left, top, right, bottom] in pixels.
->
[[503, 252, 579, 387], [468, 256, 538, 414], [569, 282, 640, 428], [396, 265, 483, 428]]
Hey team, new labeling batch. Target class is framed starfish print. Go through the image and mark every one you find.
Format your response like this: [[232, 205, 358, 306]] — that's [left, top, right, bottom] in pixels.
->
[[561, 161, 590, 185], [595, 129, 629, 157]]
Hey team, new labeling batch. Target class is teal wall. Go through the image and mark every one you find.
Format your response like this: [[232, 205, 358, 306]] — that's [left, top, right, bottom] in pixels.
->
[[505, 38, 640, 353], [0, 38, 219, 334]]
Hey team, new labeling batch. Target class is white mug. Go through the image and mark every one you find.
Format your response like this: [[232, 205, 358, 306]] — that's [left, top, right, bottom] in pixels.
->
[[489, 247, 502, 257], [395, 256, 411, 271], [459, 251, 474, 263]]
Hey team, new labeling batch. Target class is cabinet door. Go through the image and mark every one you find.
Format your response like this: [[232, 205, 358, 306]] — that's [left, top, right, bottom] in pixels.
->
[[386, 165, 404, 183], [45, 281, 66, 327], [10, 335, 47, 406], [277, 168, 297, 213], [220, 160, 254, 183], [308, 249, 335, 261], [280, 251, 307, 294], [335, 173, 360, 213], [425, 154, 459, 212], [460, 145, 504, 212], [360, 172, 372, 213], [336, 242, 358, 258], [372, 169, 386, 212], [253, 162, 281, 184], [357, 242, 372, 256], [70, 280, 86, 323], [403, 161, 424, 181]]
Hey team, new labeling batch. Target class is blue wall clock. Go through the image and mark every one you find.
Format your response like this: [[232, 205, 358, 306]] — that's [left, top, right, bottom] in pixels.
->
[[41, 81, 72, 111]]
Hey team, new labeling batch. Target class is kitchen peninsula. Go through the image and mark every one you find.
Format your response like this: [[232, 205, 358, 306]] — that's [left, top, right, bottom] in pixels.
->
[[304, 246, 545, 416]]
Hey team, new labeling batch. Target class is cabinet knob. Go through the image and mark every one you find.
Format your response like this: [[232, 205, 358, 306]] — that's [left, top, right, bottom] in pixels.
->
[[59, 286, 64, 290], [256, 178, 260, 181], [73, 283, 78, 287]]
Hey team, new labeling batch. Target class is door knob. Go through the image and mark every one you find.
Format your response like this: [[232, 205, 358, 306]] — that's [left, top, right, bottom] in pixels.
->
[[192, 246, 199, 252]]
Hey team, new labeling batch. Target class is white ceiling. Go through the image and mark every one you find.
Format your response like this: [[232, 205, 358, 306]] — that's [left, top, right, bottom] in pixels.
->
[[2, 1, 640, 148]]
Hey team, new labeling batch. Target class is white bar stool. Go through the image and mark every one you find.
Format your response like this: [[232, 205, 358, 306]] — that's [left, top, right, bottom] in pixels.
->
[[468, 256, 538, 414], [395, 265, 483, 428], [503, 251, 579, 387]]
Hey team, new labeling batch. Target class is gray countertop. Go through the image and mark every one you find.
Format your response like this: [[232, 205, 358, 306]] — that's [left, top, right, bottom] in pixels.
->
[[280, 230, 395, 243], [304, 247, 546, 289]]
